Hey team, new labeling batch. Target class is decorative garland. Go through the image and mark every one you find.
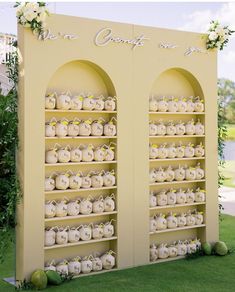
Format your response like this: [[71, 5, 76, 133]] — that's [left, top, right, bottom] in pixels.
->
[[15, 2, 49, 36], [217, 94, 227, 213], [206, 20, 234, 50]]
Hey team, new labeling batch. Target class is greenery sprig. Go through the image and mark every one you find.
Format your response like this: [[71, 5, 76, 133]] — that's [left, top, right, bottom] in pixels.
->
[[0, 41, 21, 262], [15, 2, 49, 37], [217, 90, 228, 214], [206, 20, 234, 50]]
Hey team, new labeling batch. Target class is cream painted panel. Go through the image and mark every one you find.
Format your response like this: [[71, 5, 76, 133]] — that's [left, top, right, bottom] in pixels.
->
[[17, 14, 218, 280]]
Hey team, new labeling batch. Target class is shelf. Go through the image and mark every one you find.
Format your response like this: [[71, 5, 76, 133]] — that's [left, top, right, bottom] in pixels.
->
[[149, 135, 205, 138], [44, 236, 118, 250], [45, 186, 117, 195], [45, 136, 117, 140], [149, 112, 205, 115], [45, 110, 117, 114], [73, 268, 118, 279], [149, 202, 206, 210], [45, 161, 117, 167], [149, 179, 205, 186], [149, 224, 206, 235], [149, 157, 205, 162], [45, 211, 118, 222], [149, 255, 185, 264]]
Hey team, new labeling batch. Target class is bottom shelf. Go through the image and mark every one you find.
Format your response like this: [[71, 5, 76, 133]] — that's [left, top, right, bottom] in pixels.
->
[[149, 255, 185, 265], [75, 256, 185, 278], [73, 268, 118, 279]]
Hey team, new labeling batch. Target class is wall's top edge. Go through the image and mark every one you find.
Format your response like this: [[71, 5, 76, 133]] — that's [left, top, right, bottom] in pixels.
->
[[50, 13, 206, 36]]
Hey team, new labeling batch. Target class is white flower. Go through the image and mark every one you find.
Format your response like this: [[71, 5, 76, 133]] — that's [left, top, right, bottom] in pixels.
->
[[36, 11, 47, 22], [25, 2, 39, 11], [220, 36, 225, 43], [22, 2, 40, 22], [208, 31, 218, 41], [24, 10, 37, 22], [16, 2, 49, 36], [16, 5, 23, 17], [20, 15, 27, 24], [215, 27, 225, 37]]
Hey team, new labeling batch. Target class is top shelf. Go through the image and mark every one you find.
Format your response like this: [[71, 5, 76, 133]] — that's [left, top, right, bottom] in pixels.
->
[[45, 110, 117, 114], [149, 112, 205, 115]]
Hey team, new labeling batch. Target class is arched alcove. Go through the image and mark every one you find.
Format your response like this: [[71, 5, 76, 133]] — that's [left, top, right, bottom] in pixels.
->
[[44, 60, 118, 264], [149, 68, 207, 248], [47, 60, 116, 97], [150, 68, 204, 98]]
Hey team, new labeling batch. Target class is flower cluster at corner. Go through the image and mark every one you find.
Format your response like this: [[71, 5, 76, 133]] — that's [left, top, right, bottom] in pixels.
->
[[206, 20, 234, 50], [15, 2, 49, 36]]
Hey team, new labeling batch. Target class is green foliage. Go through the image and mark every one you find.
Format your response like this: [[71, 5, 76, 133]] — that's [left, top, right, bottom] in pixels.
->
[[206, 20, 234, 50], [16, 279, 35, 291], [217, 80, 229, 213], [0, 42, 20, 262], [218, 78, 235, 124], [185, 248, 204, 260], [14, 2, 49, 37]]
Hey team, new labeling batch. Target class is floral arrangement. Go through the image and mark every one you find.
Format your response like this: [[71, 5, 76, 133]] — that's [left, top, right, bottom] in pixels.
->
[[206, 20, 234, 50], [15, 2, 49, 36]]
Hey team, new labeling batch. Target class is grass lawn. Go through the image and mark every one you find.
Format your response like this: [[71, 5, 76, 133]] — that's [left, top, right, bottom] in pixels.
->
[[221, 161, 235, 188], [0, 215, 235, 292], [226, 124, 235, 141]]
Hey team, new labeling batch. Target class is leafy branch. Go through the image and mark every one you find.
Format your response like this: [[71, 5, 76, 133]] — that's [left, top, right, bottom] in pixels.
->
[[0, 41, 21, 262]]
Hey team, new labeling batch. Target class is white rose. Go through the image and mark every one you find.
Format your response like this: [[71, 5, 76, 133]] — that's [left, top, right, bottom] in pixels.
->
[[24, 10, 37, 22], [37, 11, 47, 22], [16, 6, 23, 17], [215, 27, 225, 37], [208, 31, 218, 41], [25, 2, 39, 11], [20, 15, 27, 24]]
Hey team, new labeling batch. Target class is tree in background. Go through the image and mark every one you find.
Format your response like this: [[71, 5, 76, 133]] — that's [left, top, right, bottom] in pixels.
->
[[218, 78, 235, 124]]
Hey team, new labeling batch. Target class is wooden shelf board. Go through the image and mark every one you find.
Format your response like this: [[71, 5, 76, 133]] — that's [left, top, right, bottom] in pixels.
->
[[149, 202, 206, 210], [149, 135, 205, 138], [149, 255, 185, 264], [149, 157, 205, 162], [149, 224, 206, 235], [149, 179, 205, 186], [45, 136, 117, 140], [149, 112, 205, 115], [45, 186, 117, 195], [45, 161, 117, 167], [44, 236, 118, 250], [73, 268, 118, 279], [45, 211, 118, 222], [45, 110, 117, 113]]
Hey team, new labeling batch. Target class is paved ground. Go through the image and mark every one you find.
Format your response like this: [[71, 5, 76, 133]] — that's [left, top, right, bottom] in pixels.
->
[[219, 186, 235, 216]]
